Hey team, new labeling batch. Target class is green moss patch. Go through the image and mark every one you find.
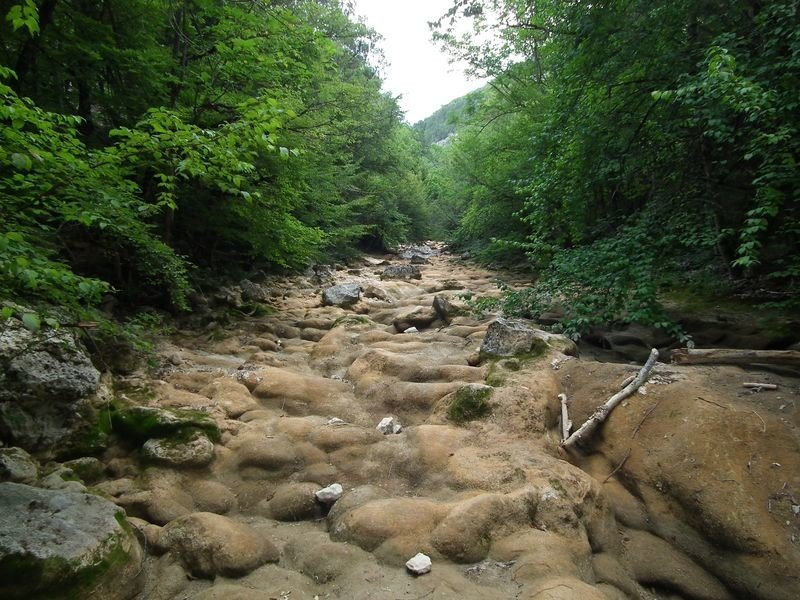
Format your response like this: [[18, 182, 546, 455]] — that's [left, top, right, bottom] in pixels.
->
[[330, 315, 370, 329], [0, 526, 135, 600], [54, 406, 114, 460], [485, 356, 527, 387], [447, 386, 493, 424], [111, 405, 219, 443]]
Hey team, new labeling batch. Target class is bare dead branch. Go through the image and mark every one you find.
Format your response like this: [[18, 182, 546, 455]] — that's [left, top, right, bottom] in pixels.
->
[[559, 393, 572, 442], [562, 348, 659, 452]]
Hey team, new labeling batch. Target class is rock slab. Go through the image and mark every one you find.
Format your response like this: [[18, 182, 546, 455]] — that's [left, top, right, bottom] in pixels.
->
[[393, 305, 437, 332], [112, 405, 219, 443], [0, 482, 142, 600], [382, 265, 422, 280], [0, 447, 38, 483], [322, 283, 362, 308], [142, 431, 215, 467], [480, 317, 547, 357], [432, 294, 463, 323]]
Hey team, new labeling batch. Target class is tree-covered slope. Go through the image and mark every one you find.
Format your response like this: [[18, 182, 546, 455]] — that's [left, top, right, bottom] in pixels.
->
[[413, 87, 486, 145], [424, 0, 799, 339], [1, 0, 430, 318]]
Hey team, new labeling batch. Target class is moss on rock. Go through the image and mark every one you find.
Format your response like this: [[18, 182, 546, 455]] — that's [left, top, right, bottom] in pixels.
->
[[111, 405, 219, 444], [0, 483, 142, 600], [447, 386, 493, 424], [330, 315, 371, 329]]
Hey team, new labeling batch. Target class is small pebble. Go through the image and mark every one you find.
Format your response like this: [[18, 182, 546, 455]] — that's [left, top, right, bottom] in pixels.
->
[[315, 483, 343, 505], [376, 416, 402, 434], [406, 552, 432, 575]]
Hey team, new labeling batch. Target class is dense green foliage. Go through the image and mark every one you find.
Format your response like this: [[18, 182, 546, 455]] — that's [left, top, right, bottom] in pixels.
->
[[426, 0, 800, 337], [3, 0, 797, 345], [1, 0, 429, 318]]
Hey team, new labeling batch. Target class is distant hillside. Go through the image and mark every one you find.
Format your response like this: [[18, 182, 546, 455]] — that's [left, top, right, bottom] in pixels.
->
[[414, 87, 487, 145]]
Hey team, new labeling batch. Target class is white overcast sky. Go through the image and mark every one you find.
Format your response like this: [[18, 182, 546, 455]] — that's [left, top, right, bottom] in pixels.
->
[[351, 0, 487, 123]]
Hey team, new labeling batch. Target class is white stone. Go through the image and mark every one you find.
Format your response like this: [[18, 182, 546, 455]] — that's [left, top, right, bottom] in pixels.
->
[[405, 552, 432, 575], [376, 416, 402, 435], [404, 327, 419, 334], [315, 483, 343, 505], [327, 417, 347, 426]]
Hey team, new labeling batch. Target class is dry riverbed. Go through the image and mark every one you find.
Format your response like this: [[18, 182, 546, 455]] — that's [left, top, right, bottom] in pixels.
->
[[3, 244, 799, 600]]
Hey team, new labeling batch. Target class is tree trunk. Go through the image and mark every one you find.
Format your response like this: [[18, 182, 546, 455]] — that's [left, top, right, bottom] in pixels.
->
[[12, 0, 59, 90]]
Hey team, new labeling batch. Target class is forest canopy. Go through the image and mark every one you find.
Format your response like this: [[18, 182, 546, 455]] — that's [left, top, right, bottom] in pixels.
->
[[1, 0, 798, 343], [1, 0, 430, 316], [421, 0, 799, 337]]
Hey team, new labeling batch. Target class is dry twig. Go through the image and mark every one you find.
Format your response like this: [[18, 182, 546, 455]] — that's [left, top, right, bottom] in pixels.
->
[[559, 393, 572, 442], [563, 348, 659, 451]]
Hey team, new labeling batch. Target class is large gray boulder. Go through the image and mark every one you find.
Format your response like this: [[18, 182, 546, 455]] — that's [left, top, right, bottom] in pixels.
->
[[307, 264, 336, 286], [381, 265, 422, 280], [480, 318, 545, 357], [398, 244, 437, 261], [480, 317, 578, 358], [322, 283, 361, 308], [212, 285, 244, 308], [0, 482, 142, 600], [239, 279, 270, 303], [0, 317, 101, 455]]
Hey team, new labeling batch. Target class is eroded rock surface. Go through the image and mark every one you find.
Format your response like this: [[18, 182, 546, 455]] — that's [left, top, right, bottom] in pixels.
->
[[19, 244, 798, 600], [159, 512, 279, 578]]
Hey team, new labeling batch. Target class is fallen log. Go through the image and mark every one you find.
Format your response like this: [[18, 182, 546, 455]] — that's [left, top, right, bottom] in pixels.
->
[[671, 348, 800, 369], [562, 348, 659, 452]]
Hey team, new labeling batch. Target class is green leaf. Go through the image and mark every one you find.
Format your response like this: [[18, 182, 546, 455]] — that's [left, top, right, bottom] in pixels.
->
[[10, 152, 32, 170], [21, 312, 41, 332]]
